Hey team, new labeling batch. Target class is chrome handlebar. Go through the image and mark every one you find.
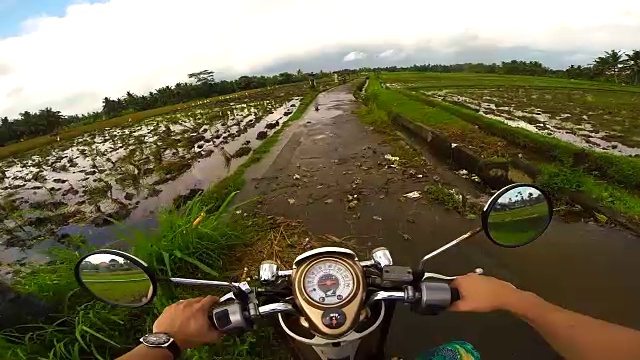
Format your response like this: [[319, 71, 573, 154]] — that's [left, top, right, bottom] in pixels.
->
[[257, 302, 296, 316]]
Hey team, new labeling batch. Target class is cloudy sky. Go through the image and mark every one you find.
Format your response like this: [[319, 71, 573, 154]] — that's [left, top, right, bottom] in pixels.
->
[[1, 0, 639, 118]]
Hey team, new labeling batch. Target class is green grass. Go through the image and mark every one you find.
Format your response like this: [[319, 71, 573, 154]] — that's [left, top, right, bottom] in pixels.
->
[[0, 86, 324, 360], [84, 278, 151, 306], [486, 216, 547, 246], [80, 270, 147, 281]]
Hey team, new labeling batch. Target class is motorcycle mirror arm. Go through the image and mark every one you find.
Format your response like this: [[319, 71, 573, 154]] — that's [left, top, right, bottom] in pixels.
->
[[417, 227, 482, 271]]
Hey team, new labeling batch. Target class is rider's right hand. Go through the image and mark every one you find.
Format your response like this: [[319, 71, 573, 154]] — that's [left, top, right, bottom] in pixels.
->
[[449, 273, 523, 313]]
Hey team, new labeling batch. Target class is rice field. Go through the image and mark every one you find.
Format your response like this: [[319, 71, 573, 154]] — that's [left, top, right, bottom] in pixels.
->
[[0, 84, 309, 262]]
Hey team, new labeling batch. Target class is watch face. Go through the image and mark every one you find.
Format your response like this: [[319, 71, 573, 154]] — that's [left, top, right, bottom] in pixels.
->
[[141, 333, 172, 347]]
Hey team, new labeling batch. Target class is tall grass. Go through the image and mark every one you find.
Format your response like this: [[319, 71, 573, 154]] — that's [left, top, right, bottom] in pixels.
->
[[1, 194, 233, 359]]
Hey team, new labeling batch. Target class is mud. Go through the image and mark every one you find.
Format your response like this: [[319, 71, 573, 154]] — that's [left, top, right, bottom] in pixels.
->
[[236, 84, 640, 359]]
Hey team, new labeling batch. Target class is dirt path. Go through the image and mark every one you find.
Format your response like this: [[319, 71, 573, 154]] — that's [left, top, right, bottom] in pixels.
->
[[237, 84, 640, 359]]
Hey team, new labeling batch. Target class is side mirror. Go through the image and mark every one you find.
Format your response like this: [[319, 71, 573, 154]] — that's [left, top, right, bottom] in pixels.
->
[[482, 184, 553, 248], [74, 250, 157, 307]]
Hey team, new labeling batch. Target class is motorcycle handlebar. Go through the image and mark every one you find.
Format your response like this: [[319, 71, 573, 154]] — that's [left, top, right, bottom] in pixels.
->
[[210, 283, 460, 334]]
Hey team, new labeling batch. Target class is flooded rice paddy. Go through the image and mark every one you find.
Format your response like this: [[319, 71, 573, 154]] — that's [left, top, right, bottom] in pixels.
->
[[1, 93, 303, 266], [426, 88, 640, 156]]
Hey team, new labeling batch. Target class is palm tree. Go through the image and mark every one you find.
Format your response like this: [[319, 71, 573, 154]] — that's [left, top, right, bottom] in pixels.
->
[[623, 50, 640, 85], [604, 50, 625, 83]]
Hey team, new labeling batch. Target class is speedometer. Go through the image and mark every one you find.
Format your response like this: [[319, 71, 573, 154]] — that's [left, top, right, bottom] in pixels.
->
[[302, 259, 354, 305]]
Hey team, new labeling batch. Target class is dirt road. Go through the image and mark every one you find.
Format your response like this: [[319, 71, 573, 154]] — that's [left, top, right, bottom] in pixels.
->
[[237, 84, 640, 359]]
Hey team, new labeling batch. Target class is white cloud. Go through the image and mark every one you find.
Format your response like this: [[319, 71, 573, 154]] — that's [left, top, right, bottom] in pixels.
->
[[379, 49, 395, 58], [1, 0, 639, 117], [343, 51, 367, 62]]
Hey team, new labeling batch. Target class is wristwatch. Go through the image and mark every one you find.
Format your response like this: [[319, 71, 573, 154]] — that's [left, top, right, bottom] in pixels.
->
[[140, 333, 182, 359]]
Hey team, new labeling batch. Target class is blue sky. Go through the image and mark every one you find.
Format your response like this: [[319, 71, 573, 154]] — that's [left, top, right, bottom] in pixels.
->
[[0, 0, 81, 38]]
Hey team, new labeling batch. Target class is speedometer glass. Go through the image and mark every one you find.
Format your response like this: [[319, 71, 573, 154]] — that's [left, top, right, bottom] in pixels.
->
[[303, 260, 354, 305]]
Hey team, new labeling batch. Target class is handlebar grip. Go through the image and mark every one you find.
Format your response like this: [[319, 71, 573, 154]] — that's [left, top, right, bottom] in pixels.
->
[[411, 281, 458, 315], [209, 301, 251, 333], [450, 287, 461, 303]]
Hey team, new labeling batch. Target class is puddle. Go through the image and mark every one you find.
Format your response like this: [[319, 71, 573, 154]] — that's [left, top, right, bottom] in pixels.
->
[[428, 91, 640, 156]]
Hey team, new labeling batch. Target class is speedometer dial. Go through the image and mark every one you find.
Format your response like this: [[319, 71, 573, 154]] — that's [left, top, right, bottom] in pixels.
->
[[303, 260, 354, 305]]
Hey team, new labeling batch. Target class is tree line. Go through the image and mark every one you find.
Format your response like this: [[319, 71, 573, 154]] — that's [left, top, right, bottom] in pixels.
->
[[364, 49, 640, 85], [2, 49, 638, 147], [0, 70, 315, 147]]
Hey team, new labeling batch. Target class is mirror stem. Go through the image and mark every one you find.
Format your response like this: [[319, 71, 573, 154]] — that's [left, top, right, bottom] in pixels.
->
[[418, 227, 482, 270]]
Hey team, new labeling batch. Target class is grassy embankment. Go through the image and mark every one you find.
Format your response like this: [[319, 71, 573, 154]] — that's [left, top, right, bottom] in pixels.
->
[[0, 85, 325, 360], [0, 82, 309, 161], [362, 75, 640, 222]]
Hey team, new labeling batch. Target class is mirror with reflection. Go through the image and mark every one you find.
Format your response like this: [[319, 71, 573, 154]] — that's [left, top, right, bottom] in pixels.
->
[[485, 185, 551, 247], [78, 253, 154, 306]]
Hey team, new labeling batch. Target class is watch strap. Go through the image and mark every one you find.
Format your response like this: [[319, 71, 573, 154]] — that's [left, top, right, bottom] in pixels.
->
[[165, 339, 181, 359]]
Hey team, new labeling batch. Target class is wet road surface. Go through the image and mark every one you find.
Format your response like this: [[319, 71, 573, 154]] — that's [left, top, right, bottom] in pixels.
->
[[237, 84, 640, 359]]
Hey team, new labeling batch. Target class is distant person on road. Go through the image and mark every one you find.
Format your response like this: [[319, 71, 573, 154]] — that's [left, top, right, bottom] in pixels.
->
[[116, 274, 640, 360]]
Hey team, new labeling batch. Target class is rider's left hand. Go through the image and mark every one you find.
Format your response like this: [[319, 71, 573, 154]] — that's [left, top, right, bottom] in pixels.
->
[[153, 296, 223, 349]]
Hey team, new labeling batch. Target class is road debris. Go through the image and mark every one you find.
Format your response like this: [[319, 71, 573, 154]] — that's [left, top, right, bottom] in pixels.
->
[[351, 177, 361, 188], [407, 217, 416, 223], [455, 169, 469, 178], [403, 191, 422, 199], [293, 174, 301, 180], [384, 154, 400, 168], [372, 216, 383, 221], [324, 199, 334, 204], [399, 231, 412, 241], [287, 198, 296, 205], [347, 194, 359, 208]]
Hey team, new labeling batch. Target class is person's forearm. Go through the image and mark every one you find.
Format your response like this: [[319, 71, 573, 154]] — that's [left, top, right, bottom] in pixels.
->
[[508, 290, 640, 360], [116, 345, 174, 360]]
